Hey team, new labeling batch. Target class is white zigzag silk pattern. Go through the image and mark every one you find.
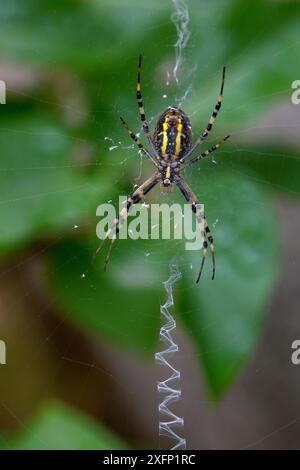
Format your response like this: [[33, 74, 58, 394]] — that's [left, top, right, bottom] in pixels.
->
[[155, 263, 186, 450]]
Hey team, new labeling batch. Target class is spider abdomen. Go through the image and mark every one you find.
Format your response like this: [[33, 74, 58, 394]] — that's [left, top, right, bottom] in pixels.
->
[[153, 106, 192, 160]]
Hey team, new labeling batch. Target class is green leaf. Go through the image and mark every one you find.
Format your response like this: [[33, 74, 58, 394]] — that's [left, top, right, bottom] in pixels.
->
[[224, 0, 300, 57], [223, 146, 300, 197], [0, 113, 110, 252], [0, 401, 126, 450], [0, 0, 169, 71], [185, 0, 300, 129], [179, 168, 280, 398], [48, 236, 171, 354]]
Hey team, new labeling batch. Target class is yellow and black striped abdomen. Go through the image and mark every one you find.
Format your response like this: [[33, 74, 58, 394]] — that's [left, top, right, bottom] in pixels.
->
[[153, 106, 193, 160]]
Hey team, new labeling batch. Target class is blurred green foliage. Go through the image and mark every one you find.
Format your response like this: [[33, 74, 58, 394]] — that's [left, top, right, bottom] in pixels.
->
[[0, 0, 299, 448], [0, 402, 126, 450], [180, 170, 279, 396]]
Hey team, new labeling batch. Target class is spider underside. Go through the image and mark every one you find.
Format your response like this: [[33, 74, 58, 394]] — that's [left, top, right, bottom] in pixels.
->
[[95, 56, 229, 282]]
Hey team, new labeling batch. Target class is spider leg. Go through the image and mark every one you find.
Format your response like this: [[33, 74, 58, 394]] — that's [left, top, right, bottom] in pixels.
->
[[175, 175, 215, 281], [197, 239, 208, 283], [187, 135, 230, 165], [181, 67, 226, 161], [203, 217, 215, 281], [137, 55, 160, 158], [120, 117, 158, 166], [94, 172, 160, 269]]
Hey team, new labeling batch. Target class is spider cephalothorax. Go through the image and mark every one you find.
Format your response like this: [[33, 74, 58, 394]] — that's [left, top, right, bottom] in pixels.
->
[[95, 56, 230, 282], [157, 159, 182, 188]]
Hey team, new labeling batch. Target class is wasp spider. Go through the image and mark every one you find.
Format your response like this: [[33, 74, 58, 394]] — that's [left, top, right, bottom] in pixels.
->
[[95, 56, 229, 282]]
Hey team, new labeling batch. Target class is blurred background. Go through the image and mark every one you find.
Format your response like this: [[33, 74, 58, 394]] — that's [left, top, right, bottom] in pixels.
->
[[0, 0, 300, 450]]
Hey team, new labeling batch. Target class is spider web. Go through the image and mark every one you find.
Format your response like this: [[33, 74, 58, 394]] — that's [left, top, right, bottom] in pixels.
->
[[0, 0, 300, 452]]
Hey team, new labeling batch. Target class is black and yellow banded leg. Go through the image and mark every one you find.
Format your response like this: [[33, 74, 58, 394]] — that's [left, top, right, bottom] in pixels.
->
[[197, 66, 226, 145], [188, 135, 230, 165], [137, 55, 159, 158], [181, 67, 226, 161], [191, 202, 210, 282], [175, 175, 215, 281], [202, 217, 215, 281], [120, 117, 157, 166], [94, 172, 160, 269]]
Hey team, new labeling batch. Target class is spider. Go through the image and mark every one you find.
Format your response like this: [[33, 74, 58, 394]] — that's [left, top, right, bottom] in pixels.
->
[[95, 55, 229, 282]]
